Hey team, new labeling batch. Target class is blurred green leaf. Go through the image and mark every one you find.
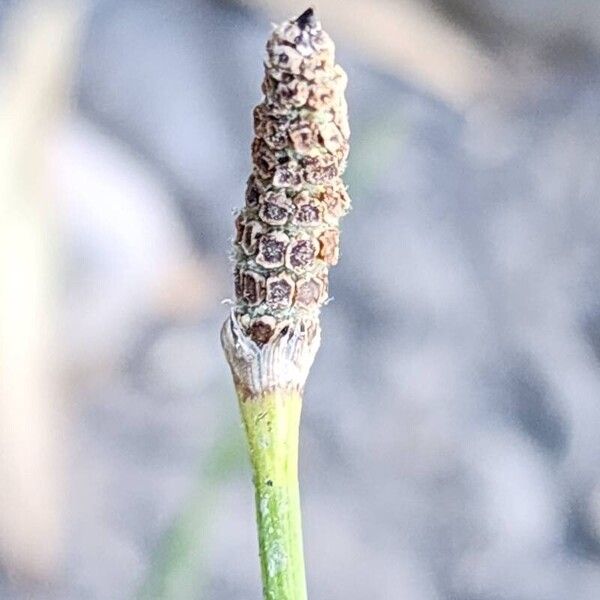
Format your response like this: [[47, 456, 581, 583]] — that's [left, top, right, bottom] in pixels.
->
[[136, 414, 246, 600], [346, 110, 406, 194]]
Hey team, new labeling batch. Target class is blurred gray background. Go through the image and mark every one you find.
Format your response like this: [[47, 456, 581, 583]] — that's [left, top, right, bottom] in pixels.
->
[[1, 0, 600, 598]]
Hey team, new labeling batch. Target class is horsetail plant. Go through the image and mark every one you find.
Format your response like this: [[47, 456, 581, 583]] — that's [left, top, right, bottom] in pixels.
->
[[221, 8, 350, 598]]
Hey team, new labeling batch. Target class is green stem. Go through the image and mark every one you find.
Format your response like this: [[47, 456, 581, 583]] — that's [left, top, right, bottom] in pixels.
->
[[238, 388, 307, 600]]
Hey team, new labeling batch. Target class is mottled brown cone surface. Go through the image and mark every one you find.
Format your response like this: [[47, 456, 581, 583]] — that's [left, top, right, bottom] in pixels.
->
[[232, 9, 350, 345]]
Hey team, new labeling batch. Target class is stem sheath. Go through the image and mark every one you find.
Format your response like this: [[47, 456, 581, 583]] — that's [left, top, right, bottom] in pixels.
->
[[238, 388, 307, 600]]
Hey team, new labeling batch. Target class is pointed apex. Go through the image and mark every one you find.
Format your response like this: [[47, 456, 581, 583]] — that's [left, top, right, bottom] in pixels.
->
[[296, 7, 317, 30]]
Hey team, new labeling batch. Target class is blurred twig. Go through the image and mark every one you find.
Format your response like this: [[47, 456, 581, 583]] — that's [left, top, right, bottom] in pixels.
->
[[241, 0, 497, 108], [0, 0, 83, 581]]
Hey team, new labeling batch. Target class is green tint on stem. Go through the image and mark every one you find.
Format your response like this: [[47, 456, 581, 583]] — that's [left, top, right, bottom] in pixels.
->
[[239, 388, 307, 600]]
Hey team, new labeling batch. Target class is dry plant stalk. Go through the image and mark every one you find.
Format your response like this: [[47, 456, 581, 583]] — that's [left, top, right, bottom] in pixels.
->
[[221, 7, 350, 598], [244, 0, 496, 107], [0, 0, 81, 580]]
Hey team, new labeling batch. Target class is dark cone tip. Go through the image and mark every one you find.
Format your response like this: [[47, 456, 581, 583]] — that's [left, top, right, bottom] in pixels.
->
[[296, 7, 317, 30]]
